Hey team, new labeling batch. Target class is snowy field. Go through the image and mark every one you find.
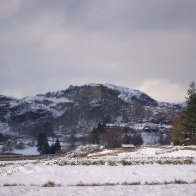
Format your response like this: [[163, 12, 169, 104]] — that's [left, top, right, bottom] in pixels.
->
[[0, 164, 196, 196], [1, 185, 196, 196], [0, 146, 196, 195]]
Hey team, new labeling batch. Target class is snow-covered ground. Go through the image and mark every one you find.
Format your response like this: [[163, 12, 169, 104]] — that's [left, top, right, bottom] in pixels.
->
[[1, 185, 195, 196], [0, 164, 196, 195], [43, 145, 196, 166], [0, 146, 196, 195], [1, 164, 196, 185], [12, 147, 39, 156]]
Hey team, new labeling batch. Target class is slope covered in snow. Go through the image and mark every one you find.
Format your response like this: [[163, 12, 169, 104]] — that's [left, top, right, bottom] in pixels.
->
[[1, 94, 73, 119], [0, 123, 10, 134], [88, 83, 158, 105], [0, 83, 184, 150], [103, 83, 143, 102], [21, 95, 73, 118]]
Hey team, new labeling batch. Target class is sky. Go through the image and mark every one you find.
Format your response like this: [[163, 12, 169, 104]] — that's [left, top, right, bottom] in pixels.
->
[[0, 0, 195, 103]]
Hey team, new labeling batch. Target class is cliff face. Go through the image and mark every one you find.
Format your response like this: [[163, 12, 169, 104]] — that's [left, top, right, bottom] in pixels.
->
[[0, 84, 183, 142]]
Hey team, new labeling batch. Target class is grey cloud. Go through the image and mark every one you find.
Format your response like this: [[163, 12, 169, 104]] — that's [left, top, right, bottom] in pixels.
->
[[0, 0, 195, 102], [63, 0, 196, 32], [0, 0, 22, 18]]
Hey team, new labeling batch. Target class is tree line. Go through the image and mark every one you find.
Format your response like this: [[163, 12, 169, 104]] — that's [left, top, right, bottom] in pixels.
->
[[91, 122, 143, 148]]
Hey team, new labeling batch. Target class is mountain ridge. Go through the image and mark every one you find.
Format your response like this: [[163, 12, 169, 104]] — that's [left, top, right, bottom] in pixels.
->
[[0, 83, 184, 147]]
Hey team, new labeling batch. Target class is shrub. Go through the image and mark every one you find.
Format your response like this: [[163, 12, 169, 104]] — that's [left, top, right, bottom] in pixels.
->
[[42, 181, 55, 187]]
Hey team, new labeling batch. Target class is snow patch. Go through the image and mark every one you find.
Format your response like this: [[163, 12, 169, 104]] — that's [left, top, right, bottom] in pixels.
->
[[0, 123, 10, 134], [104, 83, 142, 102], [13, 146, 39, 156], [20, 95, 73, 117]]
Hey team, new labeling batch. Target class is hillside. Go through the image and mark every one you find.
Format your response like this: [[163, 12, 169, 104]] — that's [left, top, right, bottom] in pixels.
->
[[0, 84, 184, 152]]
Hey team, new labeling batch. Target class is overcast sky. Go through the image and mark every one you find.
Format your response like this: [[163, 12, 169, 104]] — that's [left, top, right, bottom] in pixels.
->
[[0, 0, 195, 103]]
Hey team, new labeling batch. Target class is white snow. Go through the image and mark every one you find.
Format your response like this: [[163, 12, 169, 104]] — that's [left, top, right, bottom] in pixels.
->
[[12, 147, 39, 156], [0, 185, 195, 196], [88, 83, 143, 103], [87, 146, 196, 159], [141, 132, 160, 145], [0, 164, 196, 186], [103, 83, 142, 102], [0, 164, 196, 195], [0, 123, 10, 134], [80, 83, 182, 110], [107, 122, 172, 131], [8, 100, 20, 108], [19, 95, 73, 118], [23, 96, 72, 105], [0, 146, 196, 195]]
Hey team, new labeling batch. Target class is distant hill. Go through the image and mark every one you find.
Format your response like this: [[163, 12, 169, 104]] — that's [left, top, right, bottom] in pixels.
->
[[0, 83, 184, 146]]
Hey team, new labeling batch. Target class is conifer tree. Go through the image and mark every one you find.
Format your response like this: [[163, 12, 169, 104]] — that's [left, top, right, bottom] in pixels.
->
[[36, 132, 50, 154], [182, 81, 196, 144], [54, 138, 61, 152], [173, 82, 196, 145]]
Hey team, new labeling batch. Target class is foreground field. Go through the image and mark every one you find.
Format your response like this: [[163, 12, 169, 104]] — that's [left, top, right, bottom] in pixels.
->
[[0, 164, 196, 196], [1, 185, 196, 196], [0, 146, 196, 195]]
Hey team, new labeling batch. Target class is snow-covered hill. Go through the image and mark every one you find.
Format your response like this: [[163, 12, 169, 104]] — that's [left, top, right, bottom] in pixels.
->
[[100, 83, 146, 102], [0, 83, 185, 151]]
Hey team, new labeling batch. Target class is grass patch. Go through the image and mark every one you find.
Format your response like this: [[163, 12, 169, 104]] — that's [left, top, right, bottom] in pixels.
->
[[72, 179, 196, 187], [122, 181, 141, 185], [90, 148, 137, 157], [155, 158, 194, 165], [192, 179, 196, 184], [107, 160, 117, 166], [0, 155, 44, 162], [145, 179, 189, 185], [145, 181, 160, 185], [173, 179, 188, 184], [75, 182, 119, 186], [163, 181, 173, 185], [43, 181, 55, 187], [120, 159, 133, 166], [183, 147, 196, 151], [4, 183, 24, 186]]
